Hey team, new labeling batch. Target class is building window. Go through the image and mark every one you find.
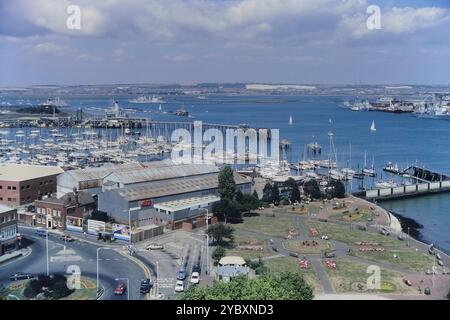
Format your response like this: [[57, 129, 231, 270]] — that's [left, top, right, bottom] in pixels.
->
[[1, 217, 4, 223], [7, 186, 11, 190], [52, 209, 57, 217], [21, 186, 25, 190], [11, 214, 15, 221], [7, 198, 11, 201], [27, 185, 30, 189], [12, 186, 16, 190], [0, 197, 2, 201], [0, 185, 2, 189], [12, 198, 16, 202]]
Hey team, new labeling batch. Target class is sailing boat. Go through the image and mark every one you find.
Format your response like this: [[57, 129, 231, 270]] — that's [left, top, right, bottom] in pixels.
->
[[289, 115, 293, 126], [362, 152, 376, 177], [370, 120, 377, 132]]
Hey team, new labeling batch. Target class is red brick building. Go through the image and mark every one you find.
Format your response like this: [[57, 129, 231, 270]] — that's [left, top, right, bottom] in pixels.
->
[[35, 190, 95, 230], [0, 165, 64, 207]]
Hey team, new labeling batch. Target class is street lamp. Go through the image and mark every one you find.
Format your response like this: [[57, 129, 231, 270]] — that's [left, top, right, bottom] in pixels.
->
[[115, 277, 130, 300], [200, 208, 210, 275], [46, 230, 49, 276], [96, 247, 114, 295]]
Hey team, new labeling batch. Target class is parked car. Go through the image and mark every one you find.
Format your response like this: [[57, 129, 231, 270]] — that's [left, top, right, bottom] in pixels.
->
[[192, 264, 201, 273], [10, 272, 33, 281], [397, 235, 405, 241], [140, 278, 153, 294], [175, 280, 184, 292], [60, 234, 75, 242], [176, 268, 187, 280], [321, 235, 329, 240], [379, 228, 390, 236], [403, 279, 412, 286], [146, 243, 164, 250], [190, 272, 200, 284]]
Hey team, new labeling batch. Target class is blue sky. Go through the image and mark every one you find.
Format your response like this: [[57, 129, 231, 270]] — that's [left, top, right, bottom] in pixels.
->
[[1, 0, 450, 86]]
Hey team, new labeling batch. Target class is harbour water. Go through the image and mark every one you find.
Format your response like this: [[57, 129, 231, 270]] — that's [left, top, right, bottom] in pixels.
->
[[1, 93, 450, 252]]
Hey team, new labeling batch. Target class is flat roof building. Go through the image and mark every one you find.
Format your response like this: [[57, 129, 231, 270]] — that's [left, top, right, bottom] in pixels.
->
[[0, 165, 63, 207]]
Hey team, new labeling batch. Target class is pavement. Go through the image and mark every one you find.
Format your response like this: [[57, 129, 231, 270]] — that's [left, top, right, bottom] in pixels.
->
[[0, 227, 148, 300]]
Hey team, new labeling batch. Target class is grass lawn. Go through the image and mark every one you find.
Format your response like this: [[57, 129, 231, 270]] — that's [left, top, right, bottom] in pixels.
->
[[0, 277, 97, 300], [232, 215, 296, 238], [324, 257, 413, 294], [330, 207, 374, 223], [283, 239, 334, 254], [263, 256, 323, 294], [303, 219, 435, 272]]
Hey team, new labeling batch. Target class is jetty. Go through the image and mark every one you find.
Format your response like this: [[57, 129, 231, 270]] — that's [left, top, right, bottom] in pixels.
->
[[355, 166, 450, 201]]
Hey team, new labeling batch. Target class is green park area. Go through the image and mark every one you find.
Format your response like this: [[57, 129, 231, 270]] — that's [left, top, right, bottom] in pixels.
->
[[283, 239, 333, 254], [330, 207, 375, 222], [303, 219, 435, 272], [264, 256, 323, 294], [324, 257, 413, 294], [0, 276, 97, 300]]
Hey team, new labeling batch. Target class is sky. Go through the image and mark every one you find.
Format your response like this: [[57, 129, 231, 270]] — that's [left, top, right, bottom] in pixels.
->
[[1, 0, 450, 86]]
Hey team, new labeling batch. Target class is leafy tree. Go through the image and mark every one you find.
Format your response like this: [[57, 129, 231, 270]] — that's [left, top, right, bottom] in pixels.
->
[[237, 193, 260, 213], [271, 184, 280, 204], [181, 272, 313, 300], [303, 179, 321, 200], [328, 179, 346, 198], [262, 183, 273, 203], [207, 223, 234, 246], [246, 257, 268, 275], [212, 246, 226, 265], [218, 165, 236, 201], [212, 199, 242, 224], [252, 190, 259, 200], [235, 190, 244, 203], [284, 178, 301, 203]]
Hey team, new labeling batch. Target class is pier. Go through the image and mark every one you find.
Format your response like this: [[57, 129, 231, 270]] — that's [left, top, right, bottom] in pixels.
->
[[356, 166, 450, 201]]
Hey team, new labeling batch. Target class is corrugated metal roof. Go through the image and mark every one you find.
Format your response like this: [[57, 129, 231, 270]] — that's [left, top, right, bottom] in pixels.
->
[[105, 163, 219, 184], [117, 172, 250, 201]]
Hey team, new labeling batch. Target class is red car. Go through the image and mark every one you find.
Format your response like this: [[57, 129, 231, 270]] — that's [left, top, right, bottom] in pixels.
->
[[114, 282, 127, 295]]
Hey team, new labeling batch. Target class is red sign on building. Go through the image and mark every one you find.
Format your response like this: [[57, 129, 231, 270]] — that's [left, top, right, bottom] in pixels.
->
[[141, 199, 153, 208]]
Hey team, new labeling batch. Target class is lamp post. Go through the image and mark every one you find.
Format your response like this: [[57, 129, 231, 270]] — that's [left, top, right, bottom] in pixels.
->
[[46, 230, 49, 276], [115, 277, 130, 300], [200, 208, 210, 275], [96, 247, 113, 295]]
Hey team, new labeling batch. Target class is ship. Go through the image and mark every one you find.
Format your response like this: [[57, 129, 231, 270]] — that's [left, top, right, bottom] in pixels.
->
[[129, 95, 153, 104], [174, 109, 189, 116]]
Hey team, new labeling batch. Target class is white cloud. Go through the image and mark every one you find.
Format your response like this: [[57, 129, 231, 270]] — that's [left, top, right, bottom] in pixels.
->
[[32, 42, 70, 56]]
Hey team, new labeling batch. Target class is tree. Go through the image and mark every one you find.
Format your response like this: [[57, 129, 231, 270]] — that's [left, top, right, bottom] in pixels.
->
[[212, 246, 226, 265], [180, 272, 313, 300], [207, 223, 234, 246], [212, 199, 242, 224], [284, 178, 300, 203], [252, 190, 259, 200], [237, 193, 260, 213], [262, 183, 273, 203], [271, 184, 280, 204], [328, 179, 346, 198], [218, 165, 236, 201], [303, 179, 321, 200]]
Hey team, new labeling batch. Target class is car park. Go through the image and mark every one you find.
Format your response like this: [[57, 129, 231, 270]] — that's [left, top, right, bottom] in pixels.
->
[[176, 268, 187, 280], [190, 272, 200, 284], [175, 280, 184, 292], [192, 264, 201, 273]]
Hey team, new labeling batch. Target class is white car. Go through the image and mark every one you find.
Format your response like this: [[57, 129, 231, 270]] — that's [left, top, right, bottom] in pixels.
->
[[190, 272, 200, 284], [175, 280, 184, 292]]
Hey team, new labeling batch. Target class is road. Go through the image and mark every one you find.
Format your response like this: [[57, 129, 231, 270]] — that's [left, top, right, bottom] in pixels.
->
[[0, 227, 147, 300]]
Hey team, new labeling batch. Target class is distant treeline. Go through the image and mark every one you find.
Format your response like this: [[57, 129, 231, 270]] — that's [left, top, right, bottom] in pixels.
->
[[16, 105, 61, 114]]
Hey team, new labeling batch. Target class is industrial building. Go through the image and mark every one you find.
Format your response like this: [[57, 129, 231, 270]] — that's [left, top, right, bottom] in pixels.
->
[[57, 161, 218, 196], [0, 165, 64, 207], [0, 205, 18, 256], [97, 169, 251, 231]]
